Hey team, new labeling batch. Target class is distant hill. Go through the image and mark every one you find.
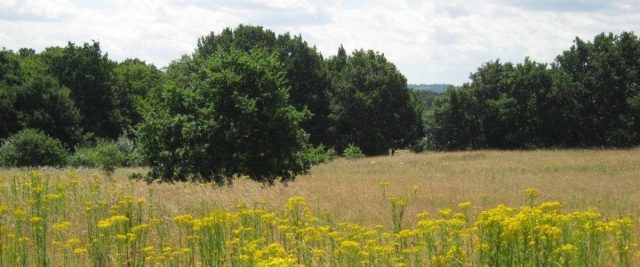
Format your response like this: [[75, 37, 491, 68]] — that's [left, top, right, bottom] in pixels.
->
[[408, 84, 450, 93]]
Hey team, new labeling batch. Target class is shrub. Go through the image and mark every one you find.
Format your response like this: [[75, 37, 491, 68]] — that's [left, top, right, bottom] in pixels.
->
[[69, 141, 125, 176], [115, 134, 144, 166], [304, 144, 337, 165], [343, 143, 365, 159], [93, 142, 125, 176], [0, 128, 68, 167], [68, 147, 99, 168]]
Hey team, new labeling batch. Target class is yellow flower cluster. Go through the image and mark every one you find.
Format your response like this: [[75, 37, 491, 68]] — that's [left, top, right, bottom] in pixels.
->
[[0, 171, 637, 266], [96, 215, 128, 229]]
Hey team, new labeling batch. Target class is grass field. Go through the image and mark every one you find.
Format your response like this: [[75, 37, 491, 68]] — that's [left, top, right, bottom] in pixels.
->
[[83, 149, 640, 227], [1, 149, 639, 266]]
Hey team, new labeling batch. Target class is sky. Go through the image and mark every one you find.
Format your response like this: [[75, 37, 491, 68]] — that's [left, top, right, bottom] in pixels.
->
[[0, 0, 639, 84]]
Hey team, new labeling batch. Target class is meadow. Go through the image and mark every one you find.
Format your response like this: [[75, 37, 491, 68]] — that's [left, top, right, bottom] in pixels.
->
[[1, 149, 639, 266]]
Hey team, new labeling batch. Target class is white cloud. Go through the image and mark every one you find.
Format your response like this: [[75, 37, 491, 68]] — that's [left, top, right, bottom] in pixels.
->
[[250, 0, 317, 13], [0, 0, 77, 21], [0, 0, 638, 84]]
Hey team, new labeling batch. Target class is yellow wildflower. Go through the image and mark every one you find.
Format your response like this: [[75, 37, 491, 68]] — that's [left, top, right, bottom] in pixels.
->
[[52, 221, 72, 231], [73, 248, 88, 255]]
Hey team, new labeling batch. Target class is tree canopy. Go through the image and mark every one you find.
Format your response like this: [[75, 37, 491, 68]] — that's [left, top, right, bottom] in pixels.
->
[[112, 59, 164, 129], [42, 42, 121, 140], [327, 49, 424, 155], [0, 49, 81, 146], [426, 31, 640, 150], [3, 25, 639, 182], [137, 49, 310, 184], [0, 41, 168, 149], [196, 25, 333, 146]]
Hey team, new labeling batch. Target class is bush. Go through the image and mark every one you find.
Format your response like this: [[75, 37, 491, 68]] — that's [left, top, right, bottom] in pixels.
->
[[115, 134, 144, 166], [0, 128, 68, 167], [68, 147, 99, 168], [93, 142, 125, 176], [304, 145, 337, 165], [69, 141, 125, 176], [343, 143, 365, 159]]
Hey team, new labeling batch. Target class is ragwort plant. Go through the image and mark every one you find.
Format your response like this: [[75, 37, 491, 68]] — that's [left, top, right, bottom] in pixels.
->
[[0, 171, 636, 266]]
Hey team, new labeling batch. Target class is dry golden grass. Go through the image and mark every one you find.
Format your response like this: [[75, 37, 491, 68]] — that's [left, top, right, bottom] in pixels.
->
[[151, 149, 640, 226], [2, 149, 640, 266], [4, 148, 638, 229]]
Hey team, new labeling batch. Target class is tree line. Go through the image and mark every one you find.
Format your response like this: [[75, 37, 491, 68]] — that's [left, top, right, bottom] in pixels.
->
[[0, 25, 424, 183], [2, 26, 639, 182], [425, 32, 640, 150], [0, 43, 163, 146]]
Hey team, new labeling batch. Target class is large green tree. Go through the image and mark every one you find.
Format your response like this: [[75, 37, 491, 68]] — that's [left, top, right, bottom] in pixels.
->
[[0, 50, 23, 138], [327, 49, 424, 155], [556, 32, 640, 146], [196, 25, 332, 145], [137, 49, 310, 184], [0, 49, 81, 146], [427, 59, 571, 150], [425, 86, 478, 150], [427, 31, 640, 150], [42, 42, 121, 139], [112, 59, 163, 129]]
